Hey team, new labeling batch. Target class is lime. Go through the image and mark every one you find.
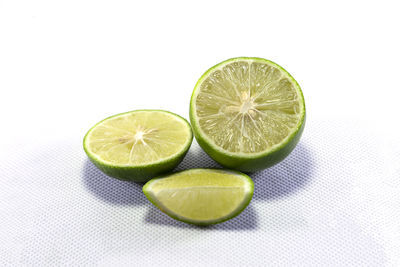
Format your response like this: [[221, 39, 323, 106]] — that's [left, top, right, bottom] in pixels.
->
[[190, 57, 306, 171], [143, 169, 254, 225], [83, 110, 193, 182]]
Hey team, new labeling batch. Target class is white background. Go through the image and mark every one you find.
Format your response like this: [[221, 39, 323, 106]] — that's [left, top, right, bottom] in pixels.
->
[[1, 0, 399, 266]]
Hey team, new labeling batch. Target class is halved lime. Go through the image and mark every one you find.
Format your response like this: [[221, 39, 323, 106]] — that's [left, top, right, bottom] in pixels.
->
[[143, 169, 254, 225], [190, 57, 306, 171], [83, 110, 193, 182]]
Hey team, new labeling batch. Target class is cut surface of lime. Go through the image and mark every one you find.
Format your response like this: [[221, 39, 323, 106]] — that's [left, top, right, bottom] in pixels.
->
[[143, 169, 254, 225], [83, 110, 193, 182], [190, 57, 305, 171]]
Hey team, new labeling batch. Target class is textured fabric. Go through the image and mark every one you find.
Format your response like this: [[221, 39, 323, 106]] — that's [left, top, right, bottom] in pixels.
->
[[0, 120, 399, 266]]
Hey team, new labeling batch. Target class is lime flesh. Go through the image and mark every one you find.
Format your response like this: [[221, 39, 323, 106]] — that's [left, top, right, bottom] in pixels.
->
[[143, 169, 254, 225], [84, 110, 193, 182], [190, 57, 305, 171]]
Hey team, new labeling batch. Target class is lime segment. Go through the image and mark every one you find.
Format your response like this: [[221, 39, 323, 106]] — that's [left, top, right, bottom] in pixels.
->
[[143, 169, 254, 225]]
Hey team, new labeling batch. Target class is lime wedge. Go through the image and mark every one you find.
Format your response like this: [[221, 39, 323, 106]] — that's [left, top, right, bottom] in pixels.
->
[[83, 110, 193, 182], [143, 169, 254, 225], [190, 57, 306, 171]]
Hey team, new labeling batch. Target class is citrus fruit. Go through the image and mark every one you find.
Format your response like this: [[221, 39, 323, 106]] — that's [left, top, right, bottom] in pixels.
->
[[83, 110, 193, 182], [190, 57, 305, 171], [143, 168, 254, 225]]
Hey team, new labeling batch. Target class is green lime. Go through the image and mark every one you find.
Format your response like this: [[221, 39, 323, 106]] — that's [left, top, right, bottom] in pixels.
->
[[83, 110, 193, 182], [190, 57, 306, 172], [143, 168, 254, 225]]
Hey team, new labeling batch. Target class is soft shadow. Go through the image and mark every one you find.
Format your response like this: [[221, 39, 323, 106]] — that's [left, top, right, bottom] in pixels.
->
[[144, 204, 258, 230], [82, 160, 146, 205], [174, 142, 222, 171], [252, 142, 313, 201]]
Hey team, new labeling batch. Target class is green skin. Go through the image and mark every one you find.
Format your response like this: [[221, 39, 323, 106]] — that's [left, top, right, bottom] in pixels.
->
[[189, 57, 306, 172], [83, 110, 193, 182], [143, 168, 254, 226]]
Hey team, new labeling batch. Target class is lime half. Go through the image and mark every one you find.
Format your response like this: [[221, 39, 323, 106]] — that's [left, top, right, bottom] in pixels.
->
[[143, 169, 254, 225], [190, 57, 306, 171], [83, 110, 193, 182]]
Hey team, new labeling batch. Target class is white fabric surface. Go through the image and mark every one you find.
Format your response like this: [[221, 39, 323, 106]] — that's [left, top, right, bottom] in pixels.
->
[[1, 0, 400, 266], [1, 119, 399, 266]]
